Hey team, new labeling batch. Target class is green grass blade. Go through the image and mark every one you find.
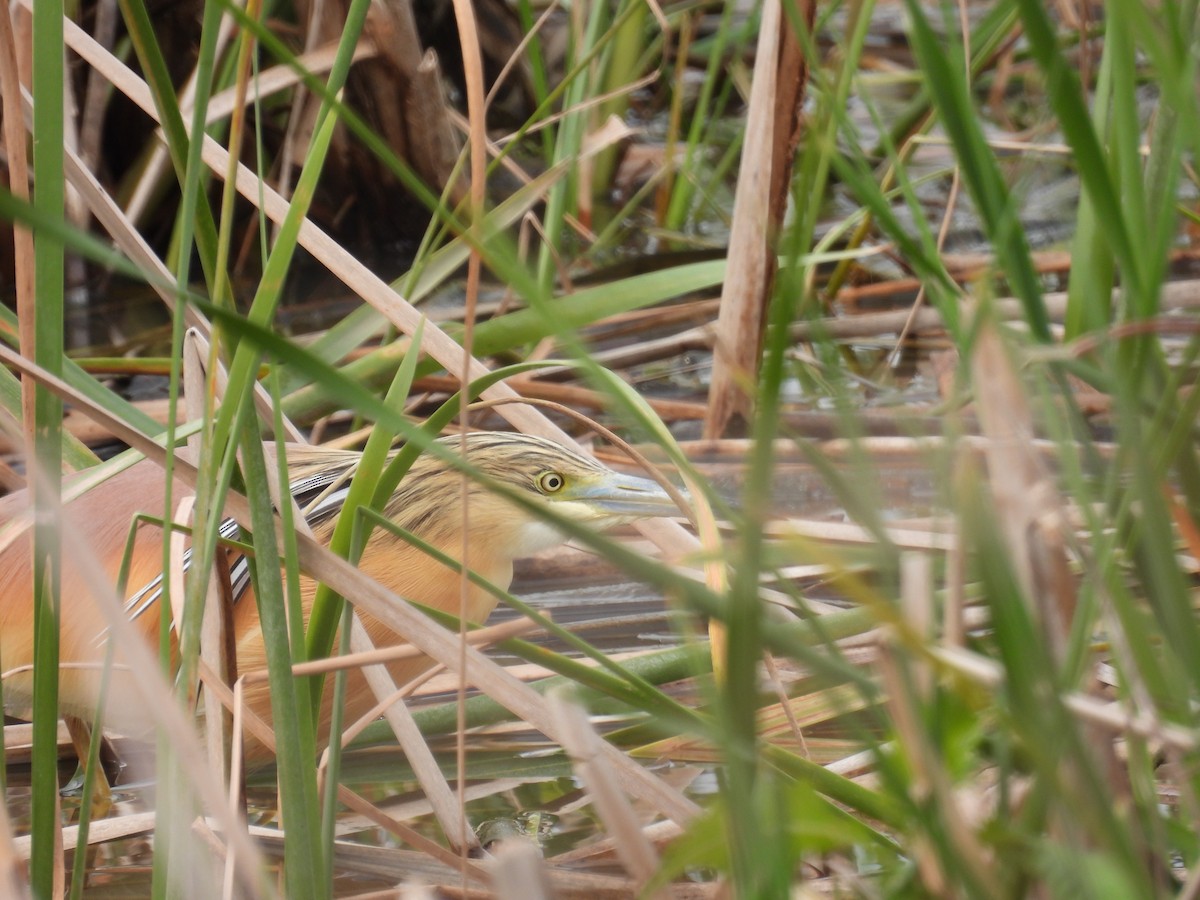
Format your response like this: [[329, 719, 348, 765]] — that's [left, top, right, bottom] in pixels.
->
[[27, 0, 66, 892], [902, 0, 1051, 340]]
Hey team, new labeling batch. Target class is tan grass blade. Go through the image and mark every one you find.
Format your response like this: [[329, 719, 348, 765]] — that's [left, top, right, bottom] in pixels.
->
[[2, 721, 71, 764], [0, 1, 34, 358], [0, 803, 31, 899], [490, 839, 555, 900], [943, 492, 968, 648], [550, 688, 660, 886], [969, 317, 1075, 657], [346, 616, 477, 851], [169, 494, 236, 789], [635, 681, 876, 764], [123, 13, 236, 225], [334, 785, 489, 883], [548, 817, 686, 868], [252, 822, 650, 895], [202, 40, 378, 130], [294, 615, 541, 676], [768, 517, 956, 551], [682, 468, 729, 679], [877, 635, 995, 889], [10, 811, 158, 861], [900, 551, 935, 697], [334, 780, 534, 840]]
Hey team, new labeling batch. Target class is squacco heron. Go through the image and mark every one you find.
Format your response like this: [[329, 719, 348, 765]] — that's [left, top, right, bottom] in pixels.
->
[[0, 432, 678, 760]]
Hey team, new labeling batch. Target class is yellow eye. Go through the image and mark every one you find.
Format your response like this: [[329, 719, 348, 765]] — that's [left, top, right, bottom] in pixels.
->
[[537, 471, 565, 494]]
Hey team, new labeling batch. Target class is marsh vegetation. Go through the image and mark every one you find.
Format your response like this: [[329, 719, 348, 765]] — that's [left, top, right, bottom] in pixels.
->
[[2, 0, 1199, 897]]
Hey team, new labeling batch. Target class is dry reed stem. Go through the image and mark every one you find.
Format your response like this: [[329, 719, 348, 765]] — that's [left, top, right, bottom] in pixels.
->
[[348, 617, 477, 852], [10, 811, 158, 860], [182, 330, 212, 459], [253, 825, 664, 896], [448, 0, 500, 871], [201, 661, 277, 791], [899, 552, 935, 707], [7, 21, 41, 735], [942, 481, 968, 648], [762, 652, 809, 757], [321, 659, 444, 757], [335, 779, 532, 838], [703, 0, 781, 438], [585, 274, 1200, 375], [550, 688, 660, 887], [77, 0, 116, 173], [123, 13, 236, 226], [361, 2, 461, 198], [768, 0, 815, 225], [0, 6, 33, 369], [335, 784, 489, 882], [823, 746, 878, 779], [548, 817, 684, 867], [1, 6, 63, 886], [1, 721, 71, 762], [201, 40, 378, 126], [768, 517, 956, 551], [840, 277, 1200, 339], [0, 804, 30, 899], [661, 560, 838, 616], [292, 615, 542, 676], [167, 494, 232, 789], [489, 839, 555, 900], [876, 637, 997, 896], [184, 815, 235, 899], [636, 681, 875, 763], [584, 327, 715, 374], [819, 434, 1118, 459], [412, 643, 686, 695]]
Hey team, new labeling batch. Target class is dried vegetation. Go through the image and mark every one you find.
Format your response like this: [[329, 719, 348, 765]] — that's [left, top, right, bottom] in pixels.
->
[[2, 0, 1200, 897]]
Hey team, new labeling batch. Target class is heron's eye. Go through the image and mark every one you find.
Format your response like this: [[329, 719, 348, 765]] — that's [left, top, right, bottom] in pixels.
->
[[537, 471, 565, 494]]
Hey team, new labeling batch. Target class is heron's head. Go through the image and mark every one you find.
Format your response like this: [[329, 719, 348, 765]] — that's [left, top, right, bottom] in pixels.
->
[[390, 432, 682, 559]]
